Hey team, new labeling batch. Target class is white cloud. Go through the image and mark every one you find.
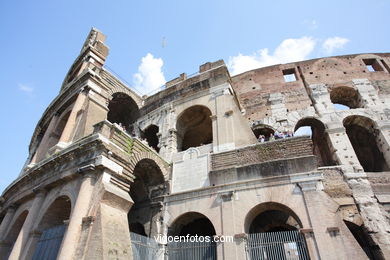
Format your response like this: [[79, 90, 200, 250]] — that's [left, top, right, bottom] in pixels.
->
[[133, 53, 166, 95], [18, 84, 34, 94], [322, 37, 349, 55], [228, 37, 316, 75]]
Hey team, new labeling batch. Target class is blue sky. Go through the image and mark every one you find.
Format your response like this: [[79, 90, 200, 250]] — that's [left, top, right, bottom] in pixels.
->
[[0, 0, 389, 193]]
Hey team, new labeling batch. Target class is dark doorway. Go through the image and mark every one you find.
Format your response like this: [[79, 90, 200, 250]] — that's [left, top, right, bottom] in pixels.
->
[[343, 116, 389, 172], [141, 125, 160, 152], [107, 92, 140, 133], [176, 106, 213, 151]]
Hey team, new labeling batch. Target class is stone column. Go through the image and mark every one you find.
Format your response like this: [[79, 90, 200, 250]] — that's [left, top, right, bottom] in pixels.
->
[[57, 165, 96, 260], [298, 181, 335, 260], [8, 189, 46, 260], [82, 171, 134, 260], [219, 191, 237, 260], [377, 122, 390, 168], [20, 230, 42, 260], [300, 229, 318, 260], [57, 89, 88, 146], [0, 205, 16, 257], [325, 125, 363, 172], [0, 205, 16, 239]]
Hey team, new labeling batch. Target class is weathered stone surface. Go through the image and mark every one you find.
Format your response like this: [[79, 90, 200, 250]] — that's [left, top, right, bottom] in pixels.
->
[[1, 29, 390, 260]]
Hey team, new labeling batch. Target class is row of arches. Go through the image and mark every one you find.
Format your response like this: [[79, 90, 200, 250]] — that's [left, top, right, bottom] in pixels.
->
[[106, 92, 213, 152], [130, 201, 382, 260], [253, 114, 389, 172], [2, 196, 71, 259]]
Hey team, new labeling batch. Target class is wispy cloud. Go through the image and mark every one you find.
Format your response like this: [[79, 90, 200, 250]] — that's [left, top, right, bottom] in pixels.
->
[[18, 84, 34, 95], [303, 19, 318, 30], [228, 37, 316, 75], [133, 53, 166, 95], [322, 37, 349, 55]]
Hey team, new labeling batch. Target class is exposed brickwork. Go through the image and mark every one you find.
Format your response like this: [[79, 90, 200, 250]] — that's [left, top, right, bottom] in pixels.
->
[[211, 136, 313, 171]]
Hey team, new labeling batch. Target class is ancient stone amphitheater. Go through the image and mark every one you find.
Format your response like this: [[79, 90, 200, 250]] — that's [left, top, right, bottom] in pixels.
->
[[1, 28, 390, 260]]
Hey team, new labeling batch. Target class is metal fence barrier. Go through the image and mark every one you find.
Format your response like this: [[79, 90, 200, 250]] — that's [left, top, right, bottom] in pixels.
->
[[246, 230, 310, 260], [130, 232, 164, 260], [167, 240, 217, 260], [31, 224, 67, 260]]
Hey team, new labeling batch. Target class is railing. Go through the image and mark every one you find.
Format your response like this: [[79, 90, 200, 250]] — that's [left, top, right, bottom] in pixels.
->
[[246, 230, 310, 260], [31, 224, 67, 260], [130, 232, 164, 260], [167, 240, 217, 260]]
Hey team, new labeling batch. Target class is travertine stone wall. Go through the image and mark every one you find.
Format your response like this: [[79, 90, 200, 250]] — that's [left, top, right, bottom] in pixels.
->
[[1, 28, 390, 259]]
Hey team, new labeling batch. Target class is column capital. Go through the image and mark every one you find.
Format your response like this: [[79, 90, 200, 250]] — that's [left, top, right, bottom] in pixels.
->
[[32, 187, 47, 196], [77, 164, 96, 179]]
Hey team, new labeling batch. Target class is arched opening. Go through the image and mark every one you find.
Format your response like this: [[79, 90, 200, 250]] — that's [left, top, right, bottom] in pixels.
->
[[252, 124, 275, 141], [168, 212, 217, 260], [31, 196, 71, 260], [107, 92, 140, 133], [141, 125, 160, 152], [245, 202, 302, 234], [176, 106, 212, 152], [245, 203, 309, 260], [294, 118, 336, 166], [3, 210, 28, 258], [128, 159, 165, 237], [344, 221, 384, 260], [168, 212, 216, 237], [330, 86, 361, 110], [343, 116, 389, 172], [45, 111, 71, 150]]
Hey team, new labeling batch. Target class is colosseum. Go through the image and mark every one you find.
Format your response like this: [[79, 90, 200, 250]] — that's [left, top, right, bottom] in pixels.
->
[[0, 28, 390, 260]]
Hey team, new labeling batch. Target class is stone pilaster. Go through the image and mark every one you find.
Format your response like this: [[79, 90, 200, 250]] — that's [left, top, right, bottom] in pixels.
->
[[9, 189, 46, 260], [57, 165, 96, 260]]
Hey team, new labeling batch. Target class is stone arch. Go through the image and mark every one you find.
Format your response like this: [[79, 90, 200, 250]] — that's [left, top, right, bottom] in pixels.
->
[[45, 110, 72, 150], [176, 105, 213, 151], [106, 87, 143, 108], [128, 158, 166, 237], [244, 202, 303, 234], [343, 115, 390, 172], [3, 210, 29, 258], [107, 92, 140, 133], [294, 117, 336, 166], [329, 86, 362, 109], [128, 151, 169, 181], [30, 195, 72, 260], [168, 211, 217, 237]]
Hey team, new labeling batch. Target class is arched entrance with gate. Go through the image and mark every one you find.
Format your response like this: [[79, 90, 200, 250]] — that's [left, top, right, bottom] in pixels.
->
[[168, 212, 217, 260], [245, 202, 310, 260]]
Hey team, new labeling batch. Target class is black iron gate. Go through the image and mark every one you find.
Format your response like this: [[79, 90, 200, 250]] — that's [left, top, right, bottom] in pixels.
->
[[31, 224, 67, 260], [246, 230, 310, 260], [167, 240, 217, 260]]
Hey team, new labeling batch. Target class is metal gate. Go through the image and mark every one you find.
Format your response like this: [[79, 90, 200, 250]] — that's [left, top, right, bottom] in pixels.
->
[[31, 224, 67, 260], [246, 230, 310, 260], [167, 240, 217, 260], [130, 232, 164, 260]]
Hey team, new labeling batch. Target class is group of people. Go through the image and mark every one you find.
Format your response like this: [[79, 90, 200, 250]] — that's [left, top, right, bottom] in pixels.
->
[[258, 130, 294, 143]]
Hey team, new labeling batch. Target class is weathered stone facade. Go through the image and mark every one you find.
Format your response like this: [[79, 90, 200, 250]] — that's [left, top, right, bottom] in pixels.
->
[[1, 28, 390, 259]]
